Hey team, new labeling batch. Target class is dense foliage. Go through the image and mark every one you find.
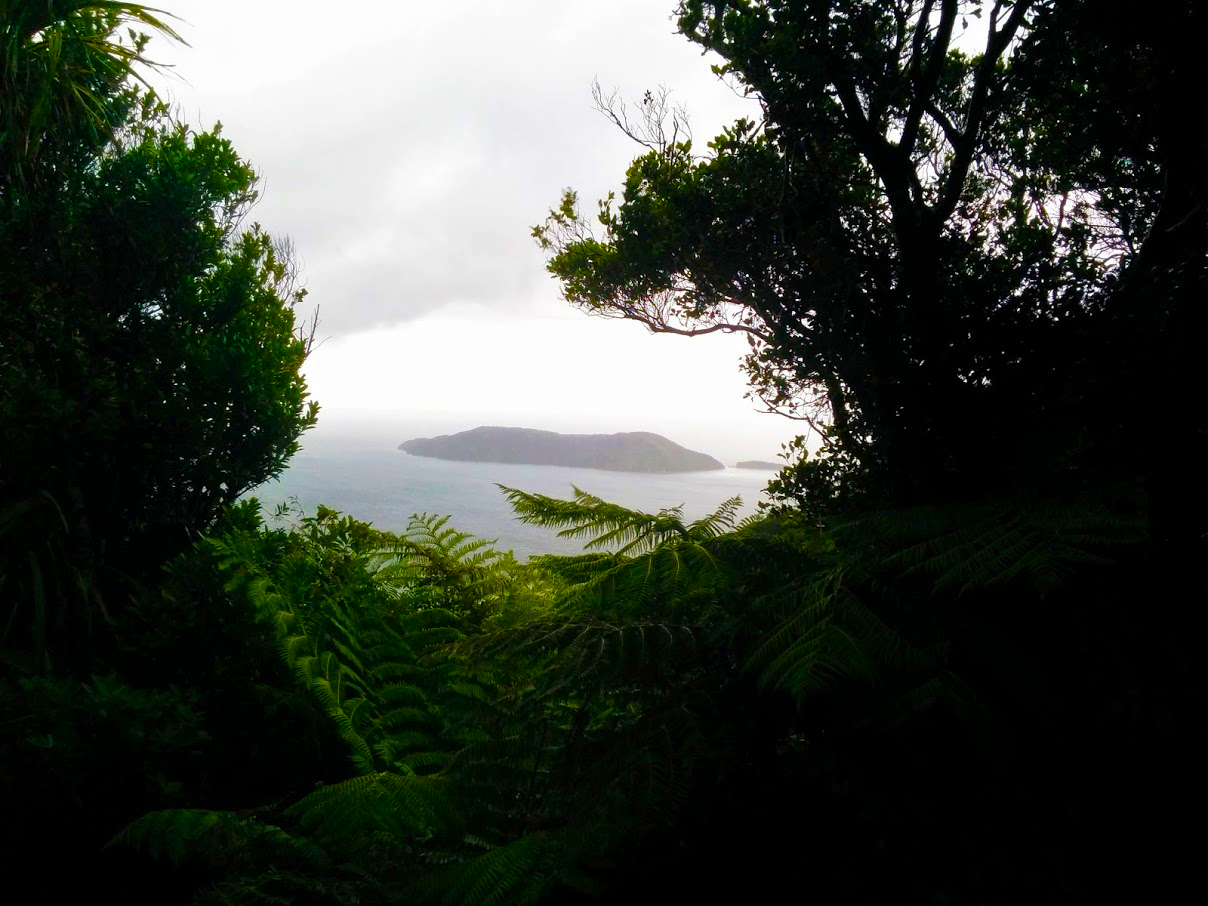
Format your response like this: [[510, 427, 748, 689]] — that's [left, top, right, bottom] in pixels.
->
[[1, 4, 318, 670], [536, 0, 1205, 531], [118, 487, 1151, 903], [1, 3, 324, 898], [2, 1, 1203, 904]]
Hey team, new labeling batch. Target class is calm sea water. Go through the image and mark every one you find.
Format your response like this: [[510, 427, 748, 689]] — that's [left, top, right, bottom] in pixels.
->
[[250, 443, 776, 559]]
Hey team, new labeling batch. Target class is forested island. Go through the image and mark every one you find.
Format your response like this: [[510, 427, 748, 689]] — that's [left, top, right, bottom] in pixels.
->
[[399, 426, 724, 472], [735, 460, 782, 471]]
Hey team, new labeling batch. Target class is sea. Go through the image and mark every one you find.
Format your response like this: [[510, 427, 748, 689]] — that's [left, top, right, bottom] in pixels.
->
[[249, 434, 777, 560]]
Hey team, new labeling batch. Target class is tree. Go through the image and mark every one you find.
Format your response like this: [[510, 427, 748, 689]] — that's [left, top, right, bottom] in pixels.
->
[[0, 5, 328, 898], [530, 2, 1204, 900], [536, 0, 1206, 523], [1, 81, 318, 669], [0, 1, 183, 187]]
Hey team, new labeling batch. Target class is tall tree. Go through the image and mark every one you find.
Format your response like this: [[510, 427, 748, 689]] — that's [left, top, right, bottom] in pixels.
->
[[532, 3, 1206, 900], [537, 0, 1205, 523], [1, 8, 328, 895], [1, 53, 318, 669]]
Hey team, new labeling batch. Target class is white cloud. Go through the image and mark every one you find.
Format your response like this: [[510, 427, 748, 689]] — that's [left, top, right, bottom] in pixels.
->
[[153, 1, 757, 328], [300, 309, 800, 464], [147, 1, 799, 457]]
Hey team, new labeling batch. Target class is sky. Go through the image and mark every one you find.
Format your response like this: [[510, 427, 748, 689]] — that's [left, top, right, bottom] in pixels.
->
[[147, 1, 803, 464]]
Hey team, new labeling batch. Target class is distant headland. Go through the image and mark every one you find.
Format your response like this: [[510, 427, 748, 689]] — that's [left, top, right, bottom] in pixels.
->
[[399, 426, 725, 473], [735, 460, 783, 471]]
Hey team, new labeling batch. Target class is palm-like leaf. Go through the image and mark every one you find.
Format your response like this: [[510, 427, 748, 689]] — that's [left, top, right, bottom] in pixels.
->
[[373, 514, 523, 626], [1, 1, 184, 179], [500, 485, 698, 555], [741, 499, 1143, 707], [503, 486, 745, 619]]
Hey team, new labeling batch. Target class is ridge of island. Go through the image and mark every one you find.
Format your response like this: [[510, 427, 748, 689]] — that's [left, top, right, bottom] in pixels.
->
[[735, 460, 784, 471], [398, 426, 725, 473]]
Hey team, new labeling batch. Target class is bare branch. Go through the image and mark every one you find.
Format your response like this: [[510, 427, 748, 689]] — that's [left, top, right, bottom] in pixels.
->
[[272, 233, 303, 301], [592, 80, 692, 154], [294, 303, 328, 359], [609, 302, 772, 342]]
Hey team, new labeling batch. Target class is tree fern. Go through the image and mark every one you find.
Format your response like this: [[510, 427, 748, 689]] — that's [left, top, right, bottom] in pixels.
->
[[740, 499, 1143, 711], [116, 808, 330, 870], [505, 487, 745, 621], [850, 501, 1144, 595], [500, 485, 742, 555], [123, 490, 1140, 903], [373, 513, 534, 629]]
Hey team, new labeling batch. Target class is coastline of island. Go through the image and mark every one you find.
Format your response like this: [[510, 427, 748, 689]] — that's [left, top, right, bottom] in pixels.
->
[[734, 460, 783, 471], [399, 426, 725, 473]]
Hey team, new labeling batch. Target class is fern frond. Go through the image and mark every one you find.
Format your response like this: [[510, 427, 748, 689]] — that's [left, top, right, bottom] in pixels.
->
[[288, 773, 464, 855], [685, 495, 743, 540], [499, 485, 690, 555], [116, 809, 330, 870], [837, 501, 1142, 595], [405, 833, 557, 906]]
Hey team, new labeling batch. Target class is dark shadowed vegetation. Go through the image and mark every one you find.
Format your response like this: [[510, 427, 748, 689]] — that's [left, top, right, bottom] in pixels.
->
[[2, 1, 1203, 903]]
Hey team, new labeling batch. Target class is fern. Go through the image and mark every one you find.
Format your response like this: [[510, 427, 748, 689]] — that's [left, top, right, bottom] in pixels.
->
[[741, 499, 1142, 710], [500, 485, 691, 555], [138, 493, 1142, 901], [123, 486, 1147, 903], [115, 809, 331, 870], [404, 832, 564, 906], [835, 500, 1142, 595]]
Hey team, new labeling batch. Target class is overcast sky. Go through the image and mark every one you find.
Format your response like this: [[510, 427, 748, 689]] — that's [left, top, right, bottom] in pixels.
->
[[148, 1, 801, 463]]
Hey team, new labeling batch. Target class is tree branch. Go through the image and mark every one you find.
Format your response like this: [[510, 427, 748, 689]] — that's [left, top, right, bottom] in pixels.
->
[[591, 80, 691, 154], [899, 0, 957, 157], [832, 63, 925, 225], [611, 304, 772, 342], [923, 99, 962, 149], [932, 0, 1034, 224]]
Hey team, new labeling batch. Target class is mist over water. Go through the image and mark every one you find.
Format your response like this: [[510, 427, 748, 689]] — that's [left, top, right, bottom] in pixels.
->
[[298, 411, 795, 469], [253, 416, 780, 558]]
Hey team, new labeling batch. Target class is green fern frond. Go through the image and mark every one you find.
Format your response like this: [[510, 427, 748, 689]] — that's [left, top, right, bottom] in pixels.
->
[[686, 495, 743, 539], [465, 618, 700, 705], [742, 556, 938, 703], [837, 501, 1142, 595], [500, 485, 690, 555], [287, 773, 464, 854], [115, 809, 330, 870], [405, 833, 557, 906]]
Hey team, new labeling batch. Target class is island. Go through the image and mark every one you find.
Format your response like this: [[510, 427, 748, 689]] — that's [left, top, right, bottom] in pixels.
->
[[399, 426, 725, 473], [735, 460, 784, 471]]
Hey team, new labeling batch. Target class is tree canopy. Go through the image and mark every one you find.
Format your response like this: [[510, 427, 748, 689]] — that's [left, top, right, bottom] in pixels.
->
[[537, 0, 1206, 525], [1, 11, 317, 665], [1, 6, 326, 896], [3, 2, 1204, 904]]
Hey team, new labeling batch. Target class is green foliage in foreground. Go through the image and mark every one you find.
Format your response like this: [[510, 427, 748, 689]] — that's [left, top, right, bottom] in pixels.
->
[[0, 1, 183, 186], [1, 9, 325, 889], [4, 1, 1202, 902], [117, 485, 1145, 904], [1, 81, 318, 671]]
